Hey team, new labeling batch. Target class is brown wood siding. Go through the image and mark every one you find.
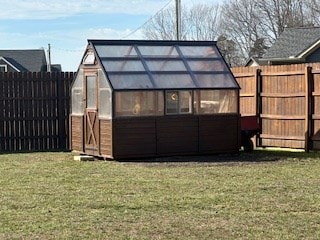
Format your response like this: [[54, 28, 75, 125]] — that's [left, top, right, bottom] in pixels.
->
[[110, 115, 240, 159], [156, 116, 198, 155], [112, 118, 157, 158], [199, 115, 240, 153], [70, 115, 83, 152], [100, 119, 113, 158]]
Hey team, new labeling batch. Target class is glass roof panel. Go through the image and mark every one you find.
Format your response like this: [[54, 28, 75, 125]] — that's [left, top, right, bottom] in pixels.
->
[[108, 74, 153, 89], [195, 74, 239, 88], [187, 59, 228, 72], [146, 60, 187, 71], [102, 60, 145, 72], [138, 46, 179, 57], [152, 74, 195, 89], [90, 40, 240, 90], [95, 45, 137, 58], [179, 46, 219, 58]]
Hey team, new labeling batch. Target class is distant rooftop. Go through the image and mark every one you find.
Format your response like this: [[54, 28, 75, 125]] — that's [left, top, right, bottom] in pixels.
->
[[0, 49, 48, 72], [263, 27, 320, 59]]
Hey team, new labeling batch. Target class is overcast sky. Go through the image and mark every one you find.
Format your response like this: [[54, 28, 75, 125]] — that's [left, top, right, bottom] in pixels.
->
[[0, 0, 219, 71]]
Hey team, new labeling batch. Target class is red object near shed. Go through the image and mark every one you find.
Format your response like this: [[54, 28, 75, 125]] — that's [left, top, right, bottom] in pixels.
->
[[241, 115, 260, 151]]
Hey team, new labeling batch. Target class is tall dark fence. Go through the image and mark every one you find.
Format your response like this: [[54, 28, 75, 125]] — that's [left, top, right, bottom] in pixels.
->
[[0, 72, 74, 152]]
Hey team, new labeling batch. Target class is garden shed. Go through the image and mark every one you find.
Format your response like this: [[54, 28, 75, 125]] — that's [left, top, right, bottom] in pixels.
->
[[70, 40, 240, 159]]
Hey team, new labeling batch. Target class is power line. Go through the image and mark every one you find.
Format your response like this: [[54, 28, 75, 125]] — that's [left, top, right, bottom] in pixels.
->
[[122, 0, 173, 39], [49, 1, 174, 52], [52, 46, 84, 53]]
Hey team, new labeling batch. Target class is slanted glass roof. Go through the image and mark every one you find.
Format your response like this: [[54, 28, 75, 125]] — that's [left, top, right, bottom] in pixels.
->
[[91, 40, 239, 90]]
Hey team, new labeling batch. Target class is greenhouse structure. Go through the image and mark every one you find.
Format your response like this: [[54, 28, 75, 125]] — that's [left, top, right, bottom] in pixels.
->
[[70, 40, 240, 159]]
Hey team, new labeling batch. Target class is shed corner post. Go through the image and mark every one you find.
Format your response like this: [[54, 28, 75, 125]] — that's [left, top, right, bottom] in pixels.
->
[[304, 66, 313, 152]]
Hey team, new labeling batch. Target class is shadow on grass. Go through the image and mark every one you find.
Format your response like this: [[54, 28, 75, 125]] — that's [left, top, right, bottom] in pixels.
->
[[116, 148, 320, 165], [0, 149, 71, 156]]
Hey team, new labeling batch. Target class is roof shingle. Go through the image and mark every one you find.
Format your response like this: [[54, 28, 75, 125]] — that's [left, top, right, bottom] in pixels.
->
[[0, 49, 47, 72], [263, 27, 320, 59]]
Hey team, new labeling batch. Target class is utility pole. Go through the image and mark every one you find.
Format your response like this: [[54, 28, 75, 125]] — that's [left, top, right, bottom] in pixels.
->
[[175, 0, 181, 40], [47, 43, 51, 72]]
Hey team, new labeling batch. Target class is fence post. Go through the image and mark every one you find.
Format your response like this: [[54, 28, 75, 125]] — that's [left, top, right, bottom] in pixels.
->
[[305, 66, 312, 152], [57, 72, 66, 150], [0, 73, 4, 151], [256, 68, 262, 147]]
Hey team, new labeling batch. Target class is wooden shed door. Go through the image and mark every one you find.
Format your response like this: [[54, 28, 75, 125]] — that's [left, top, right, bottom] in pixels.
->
[[85, 75, 99, 155]]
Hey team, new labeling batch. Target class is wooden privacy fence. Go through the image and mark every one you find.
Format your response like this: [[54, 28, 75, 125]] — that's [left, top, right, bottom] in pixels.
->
[[2, 65, 320, 153], [232, 63, 320, 151], [0, 72, 74, 152]]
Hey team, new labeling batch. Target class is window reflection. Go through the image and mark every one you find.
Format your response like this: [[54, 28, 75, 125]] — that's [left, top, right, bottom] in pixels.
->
[[114, 89, 237, 117], [166, 91, 192, 115], [194, 90, 237, 114], [115, 91, 164, 117]]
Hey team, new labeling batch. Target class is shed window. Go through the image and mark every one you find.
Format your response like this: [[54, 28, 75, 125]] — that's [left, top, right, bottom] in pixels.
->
[[83, 52, 95, 65], [146, 60, 186, 71], [115, 91, 164, 117], [166, 90, 192, 114], [71, 69, 84, 115], [187, 60, 228, 72], [153, 74, 194, 89], [179, 46, 219, 57], [195, 74, 237, 88], [108, 74, 153, 89], [100, 90, 111, 118], [102, 60, 145, 72], [95, 45, 137, 57], [194, 90, 237, 114], [138, 46, 179, 57], [98, 70, 112, 119], [86, 76, 97, 109]]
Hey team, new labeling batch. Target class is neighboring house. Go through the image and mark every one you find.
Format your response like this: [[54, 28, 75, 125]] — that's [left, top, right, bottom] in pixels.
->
[[0, 49, 61, 72], [244, 57, 261, 67], [246, 27, 320, 66]]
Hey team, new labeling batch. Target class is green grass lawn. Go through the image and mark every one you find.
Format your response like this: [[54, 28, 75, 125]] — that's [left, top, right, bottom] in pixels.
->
[[0, 151, 320, 239]]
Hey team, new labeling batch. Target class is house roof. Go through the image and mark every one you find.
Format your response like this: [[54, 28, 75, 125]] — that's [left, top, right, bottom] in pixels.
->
[[262, 27, 320, 60], [88, 39, 239, 90], [244, 57, 262, 67], [0, 56, 21, 71], [0, 49, 47, 72]]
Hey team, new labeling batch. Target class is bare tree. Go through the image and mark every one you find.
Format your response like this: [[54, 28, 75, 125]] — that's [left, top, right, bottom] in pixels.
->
[[184, 4, 220, 40], [143, 3, 220, 41], [219, 0, 320, 66], [219, 0, 263, 65], [143, 6, 177, 40], [302, 0, 320, 25], [216, 35, 240, 67], [256, 0, 315, 41], [144, 0, 320, 67]]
